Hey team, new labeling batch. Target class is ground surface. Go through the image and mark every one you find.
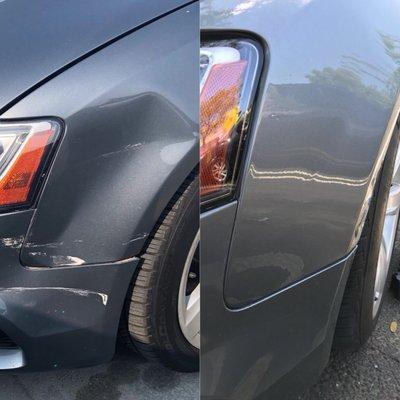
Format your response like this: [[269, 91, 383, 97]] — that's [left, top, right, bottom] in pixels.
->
[[300, 291, 400, 400], [300, 236, 400, 400], [0, 347, 199, 400]]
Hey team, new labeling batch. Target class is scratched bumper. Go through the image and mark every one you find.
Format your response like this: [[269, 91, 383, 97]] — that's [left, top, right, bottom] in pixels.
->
[[0, 209, 139, 371]]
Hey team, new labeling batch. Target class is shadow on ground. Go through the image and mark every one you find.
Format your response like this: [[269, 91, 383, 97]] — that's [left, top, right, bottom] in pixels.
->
[[300, 236, 400, 400], [300, 291, 400, 400], [0, 346, 199, 400]]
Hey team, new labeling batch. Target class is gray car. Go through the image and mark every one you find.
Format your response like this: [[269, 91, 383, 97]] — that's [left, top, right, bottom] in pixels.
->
[[201, 0, 400, 398], [0, 0, 198, 372]]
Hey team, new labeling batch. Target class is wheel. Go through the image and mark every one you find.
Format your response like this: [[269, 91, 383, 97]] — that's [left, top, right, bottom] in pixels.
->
[[119, 172, 199, 372], [334, 125, 400, 348], [211, 156, 228, 183]]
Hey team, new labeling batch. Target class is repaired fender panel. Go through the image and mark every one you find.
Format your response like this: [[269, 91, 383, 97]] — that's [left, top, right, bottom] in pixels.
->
[[201, 0, 400, 307]]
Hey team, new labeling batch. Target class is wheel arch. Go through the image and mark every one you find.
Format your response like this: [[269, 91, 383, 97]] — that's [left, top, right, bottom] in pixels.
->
[[349, 102, 400, 254]]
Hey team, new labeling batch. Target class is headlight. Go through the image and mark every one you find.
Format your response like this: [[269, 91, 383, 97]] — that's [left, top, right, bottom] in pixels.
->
[[0, 120, 60, 209], [200, 37, 261, 208]]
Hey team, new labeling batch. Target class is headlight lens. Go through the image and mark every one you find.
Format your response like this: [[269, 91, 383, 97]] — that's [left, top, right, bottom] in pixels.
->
[[0, 120, 60, 209], [200, 38, 260, 207]]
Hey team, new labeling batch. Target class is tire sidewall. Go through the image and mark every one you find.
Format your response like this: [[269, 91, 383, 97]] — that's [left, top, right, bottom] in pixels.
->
[[360, 127, 400, 339], [153, 181, 199, 369]]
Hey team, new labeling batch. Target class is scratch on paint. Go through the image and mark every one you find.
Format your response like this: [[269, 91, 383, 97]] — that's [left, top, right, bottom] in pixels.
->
[[0, 287, 108, 306], [25, 241, 64, 249], [28, 252, 47, 257], [100, 142, 145, 159], [123, 232, 148, 245], [1, 236, 24, 249], [51, 255, 86, 266]]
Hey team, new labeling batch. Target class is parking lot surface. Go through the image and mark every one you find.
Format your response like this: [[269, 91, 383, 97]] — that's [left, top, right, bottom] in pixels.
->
[[300, 236, 400, 400], [300, 290, 400, 400], [0, 348, 199, 400]]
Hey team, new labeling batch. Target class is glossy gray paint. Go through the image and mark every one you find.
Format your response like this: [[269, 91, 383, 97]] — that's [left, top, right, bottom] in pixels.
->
[[202, 0, 400, 307], [0, 209, 138, 370], [201, 205, 355, 399], [3, 3, 198, 267], [0, 0, 190, 112], [0, 2, 198, 370], [201, 0, 400, 398]]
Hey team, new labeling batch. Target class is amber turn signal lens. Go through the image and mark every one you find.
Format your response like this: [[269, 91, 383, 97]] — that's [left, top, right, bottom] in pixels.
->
[[200, 40, 260, 206], [0, 121, 60, 208], [200, 60, 246, 197]]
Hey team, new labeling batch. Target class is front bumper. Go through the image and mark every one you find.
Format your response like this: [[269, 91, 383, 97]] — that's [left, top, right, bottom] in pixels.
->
[[0, 209, 139, 371]]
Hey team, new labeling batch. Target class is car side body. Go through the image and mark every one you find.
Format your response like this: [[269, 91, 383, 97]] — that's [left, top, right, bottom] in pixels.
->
[[0, 0, 198, 370], [201, 0, 400, 398]]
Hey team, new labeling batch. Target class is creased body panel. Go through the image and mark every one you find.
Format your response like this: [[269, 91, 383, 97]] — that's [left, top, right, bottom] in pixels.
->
[[3, 4, 199, 267], [0, 210, 137, 370]]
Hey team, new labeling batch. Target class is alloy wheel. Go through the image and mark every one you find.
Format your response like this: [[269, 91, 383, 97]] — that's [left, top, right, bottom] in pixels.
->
[[178, 230, 200, 348], [373, 143, 400, 318]]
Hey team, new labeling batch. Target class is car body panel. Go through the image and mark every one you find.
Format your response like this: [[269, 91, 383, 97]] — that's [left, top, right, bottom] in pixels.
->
[[0, 209, 138, 370], [201, 0, 400, 307], [0, 0, 191, 112], [0, 2, 198, 370], [201, 206, 355, 399], [3, 3, 199, 267], [201, 0, 400, 398]]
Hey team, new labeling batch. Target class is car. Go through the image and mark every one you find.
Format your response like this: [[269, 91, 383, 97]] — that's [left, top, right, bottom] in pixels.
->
[[0, 0, 198, 372], [200, 0, 400, 398]]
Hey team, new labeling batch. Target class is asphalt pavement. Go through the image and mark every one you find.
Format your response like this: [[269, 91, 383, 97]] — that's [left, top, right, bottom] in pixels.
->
[[300, 289, 400, 400], [300, 236, 400, 400], [0, 347, 199, 400]]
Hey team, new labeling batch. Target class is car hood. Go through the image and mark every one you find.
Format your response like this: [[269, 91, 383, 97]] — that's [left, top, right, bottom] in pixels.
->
[[0, 0, 190, 112]]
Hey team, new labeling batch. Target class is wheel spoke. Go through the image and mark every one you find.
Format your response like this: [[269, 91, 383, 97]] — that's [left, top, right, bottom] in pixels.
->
[[386, 184, 400, 214], [372, 143, 400, 319], [392, 145, 400, 185], [184, 284, 200, 340], [178, 230, 200, 349]]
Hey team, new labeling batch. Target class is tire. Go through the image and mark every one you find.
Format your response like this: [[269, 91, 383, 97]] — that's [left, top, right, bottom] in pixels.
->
[[119, 172, 199, 372], [334, 125, 400, 349]]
